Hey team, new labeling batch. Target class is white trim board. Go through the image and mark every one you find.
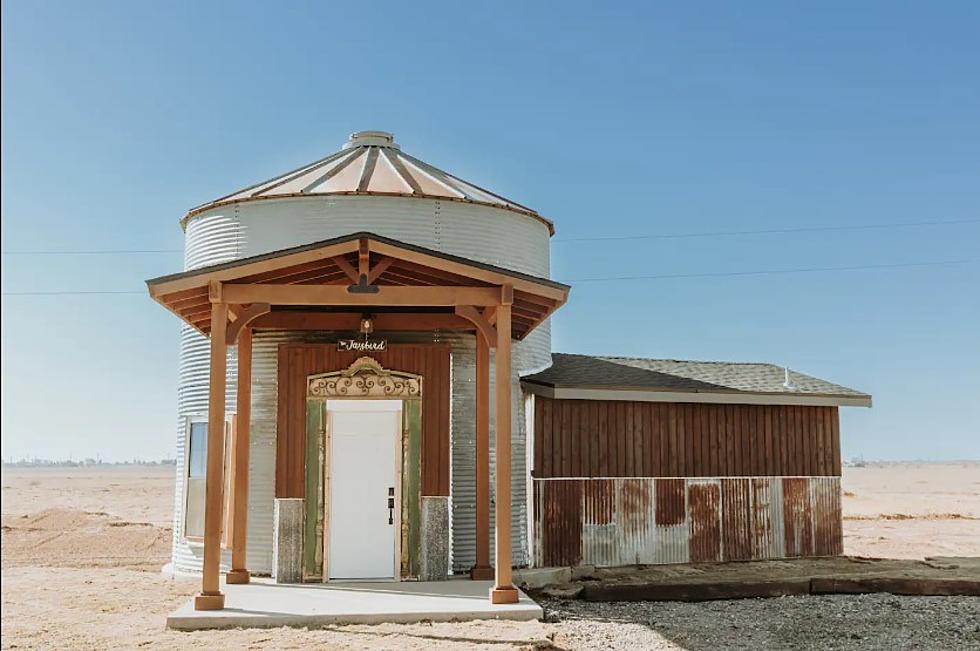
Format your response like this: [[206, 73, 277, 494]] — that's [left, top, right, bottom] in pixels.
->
[[520, 382, 872, 408]]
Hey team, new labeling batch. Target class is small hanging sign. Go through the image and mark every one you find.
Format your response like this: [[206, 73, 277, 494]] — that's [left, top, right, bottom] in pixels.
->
[[337, 338, 388, 352]]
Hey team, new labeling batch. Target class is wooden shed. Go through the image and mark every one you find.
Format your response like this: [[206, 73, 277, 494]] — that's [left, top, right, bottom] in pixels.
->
[[522, 354, 871, 568]]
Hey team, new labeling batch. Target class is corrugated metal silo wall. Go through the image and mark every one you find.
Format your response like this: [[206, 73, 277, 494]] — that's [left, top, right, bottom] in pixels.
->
[[533, 476, 842, 568]]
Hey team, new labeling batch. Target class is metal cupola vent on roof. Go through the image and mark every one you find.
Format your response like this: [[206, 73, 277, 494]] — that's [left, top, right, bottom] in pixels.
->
[[343, 130, 400, 149], [183, 130, 552, 233]]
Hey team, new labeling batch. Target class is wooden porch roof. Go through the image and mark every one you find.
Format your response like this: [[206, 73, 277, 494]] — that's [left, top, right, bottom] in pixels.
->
[[146, 232, 570, 340]]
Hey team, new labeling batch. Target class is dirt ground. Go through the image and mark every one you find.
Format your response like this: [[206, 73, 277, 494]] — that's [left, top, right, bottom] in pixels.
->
[[842, 462, 980, 559], [2, 462, 978, 650]]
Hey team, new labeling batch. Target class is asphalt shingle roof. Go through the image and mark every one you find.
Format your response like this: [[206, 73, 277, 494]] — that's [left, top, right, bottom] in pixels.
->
[[523, 353, 870, 402]]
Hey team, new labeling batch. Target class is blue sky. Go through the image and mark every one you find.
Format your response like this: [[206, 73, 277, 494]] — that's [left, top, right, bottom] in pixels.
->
[[2, 1, 978, 461]]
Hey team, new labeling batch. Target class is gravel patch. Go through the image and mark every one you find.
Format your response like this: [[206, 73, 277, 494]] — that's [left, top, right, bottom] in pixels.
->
[[542, 594, 980, 650]]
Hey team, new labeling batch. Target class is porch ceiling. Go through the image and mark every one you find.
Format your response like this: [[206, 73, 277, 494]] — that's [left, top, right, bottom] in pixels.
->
[[145, 232, 570, 340]]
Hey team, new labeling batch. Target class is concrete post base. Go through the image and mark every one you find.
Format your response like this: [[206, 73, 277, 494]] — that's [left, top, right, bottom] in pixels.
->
[[226, 569, 251, 584], [490, 586, 519, 604], [470, 565, 495, 581], [194, 592, 225, 610], [273, 498, 304, 583], [419, 496, 450, 581]]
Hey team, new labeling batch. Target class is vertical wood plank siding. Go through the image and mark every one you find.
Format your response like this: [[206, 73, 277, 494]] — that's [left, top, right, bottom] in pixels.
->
[[277, 343, 451, 498], [533, 398, 841, 478]]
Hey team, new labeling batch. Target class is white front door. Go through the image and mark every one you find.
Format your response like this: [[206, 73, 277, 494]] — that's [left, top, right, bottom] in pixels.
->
[[327, 400, 400, 580]]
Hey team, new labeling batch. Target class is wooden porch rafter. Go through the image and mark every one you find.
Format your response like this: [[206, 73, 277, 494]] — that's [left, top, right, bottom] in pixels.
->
[[147, 232, 568, 341]]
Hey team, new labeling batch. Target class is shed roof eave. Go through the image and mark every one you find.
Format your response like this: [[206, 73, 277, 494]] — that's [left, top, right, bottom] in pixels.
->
[[521, 380, 873, 408]]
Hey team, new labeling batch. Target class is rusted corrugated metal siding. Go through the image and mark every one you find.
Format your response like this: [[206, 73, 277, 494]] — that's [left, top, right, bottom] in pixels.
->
[[688, 480, 722, 562], [721, 478, 753, 561], [782, 477, 814, 557], [534, 476, 841, 568], [533, 398, 841, 478], [534, 479, 582, 567], [751, 477, 784, 559], [810, 476, 843, 556]]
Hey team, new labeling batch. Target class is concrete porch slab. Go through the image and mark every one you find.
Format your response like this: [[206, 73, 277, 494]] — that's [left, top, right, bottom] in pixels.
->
[[167, 578, 542, 630]]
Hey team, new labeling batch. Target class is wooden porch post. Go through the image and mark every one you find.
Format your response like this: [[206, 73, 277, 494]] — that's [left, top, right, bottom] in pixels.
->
[[195, 296, 228, 611], [490, 299, 518, 604], [226, 326, 252, 584], [470, 329, 494, 580]]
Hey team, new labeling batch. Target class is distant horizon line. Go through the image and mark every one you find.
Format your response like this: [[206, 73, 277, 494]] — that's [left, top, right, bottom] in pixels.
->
[[2, 458, 977, 469]]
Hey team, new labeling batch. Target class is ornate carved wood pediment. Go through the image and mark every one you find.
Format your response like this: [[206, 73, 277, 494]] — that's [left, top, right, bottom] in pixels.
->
[[307, 356, 422, 398]]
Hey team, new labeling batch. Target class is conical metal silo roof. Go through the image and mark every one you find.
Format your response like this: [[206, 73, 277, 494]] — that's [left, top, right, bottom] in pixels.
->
[[183, 130, 553, 233]]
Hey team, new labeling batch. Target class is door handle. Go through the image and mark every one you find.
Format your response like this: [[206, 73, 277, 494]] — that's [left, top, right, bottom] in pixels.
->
[[387, 487, 395, 525]]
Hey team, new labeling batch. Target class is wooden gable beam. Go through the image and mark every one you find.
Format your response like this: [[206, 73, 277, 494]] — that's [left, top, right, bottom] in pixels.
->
[[358, 238, 370, 279], [148, 239, 360, 296], [236, 258, 335, 285], [368, 240, 568, 302], [332, 255, 359, 283], [367, 257, 394, 283]]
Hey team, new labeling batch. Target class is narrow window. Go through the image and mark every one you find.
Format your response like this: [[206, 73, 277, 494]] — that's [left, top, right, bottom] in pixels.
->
[[188, 423, 208, 478], [184, 422, 209, 539], [183, 419, 233, 542]]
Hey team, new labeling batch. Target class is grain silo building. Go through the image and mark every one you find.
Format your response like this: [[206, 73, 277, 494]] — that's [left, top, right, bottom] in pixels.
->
[[147, 131, 870, 610]]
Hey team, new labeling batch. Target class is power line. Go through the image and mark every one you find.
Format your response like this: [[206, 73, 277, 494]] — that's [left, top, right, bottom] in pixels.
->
[[553, 217, 980, 243], [1, 218, 976, 255], [2, 258, 972, 296], [1, 249, 181, 255], [565, 258, 975, 283], [1, 290, 145, 296]]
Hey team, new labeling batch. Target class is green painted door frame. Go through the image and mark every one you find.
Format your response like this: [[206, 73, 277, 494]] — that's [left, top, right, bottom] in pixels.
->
[[302, 395, 423, 581]]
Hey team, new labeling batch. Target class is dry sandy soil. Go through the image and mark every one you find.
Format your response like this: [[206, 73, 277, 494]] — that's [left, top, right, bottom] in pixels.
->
[[2, 462, 978, 650], [842, 462, 980, 559]]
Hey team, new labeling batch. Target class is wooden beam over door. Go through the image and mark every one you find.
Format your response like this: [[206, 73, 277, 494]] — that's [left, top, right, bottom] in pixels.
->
[[250, 312, 473, 332], [221, 284, 501, 307]]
